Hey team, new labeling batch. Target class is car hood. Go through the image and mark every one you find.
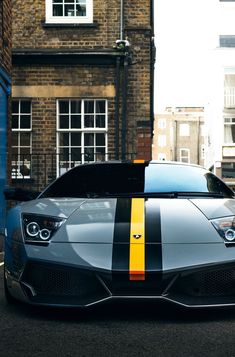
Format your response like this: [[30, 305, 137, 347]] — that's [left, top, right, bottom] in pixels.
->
[[20, 197, 86, 218], [35, 197, 228, 244], [190, 198, 235, 219]]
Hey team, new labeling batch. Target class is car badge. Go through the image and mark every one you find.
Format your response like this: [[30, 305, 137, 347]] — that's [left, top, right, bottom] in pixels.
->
[[133, 234, 142, 239]]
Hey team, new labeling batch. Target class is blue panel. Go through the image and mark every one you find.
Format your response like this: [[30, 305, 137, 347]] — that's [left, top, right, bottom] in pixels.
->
[[0, 84, 7, 233]]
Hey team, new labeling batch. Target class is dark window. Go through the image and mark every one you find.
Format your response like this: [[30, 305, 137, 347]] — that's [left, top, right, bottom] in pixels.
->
[[220, 35, 235, 47], [222, 162, 235, 178]]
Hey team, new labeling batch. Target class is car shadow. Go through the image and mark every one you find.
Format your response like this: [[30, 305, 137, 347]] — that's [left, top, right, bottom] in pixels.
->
[[4, 298, 235, 324]]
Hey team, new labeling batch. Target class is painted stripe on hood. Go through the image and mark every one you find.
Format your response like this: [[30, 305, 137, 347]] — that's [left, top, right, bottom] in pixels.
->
[[129, 198, 145, 280], [112, 198, 131, 271], [145, 199, 162, 272], [112, 198, 163, 279]]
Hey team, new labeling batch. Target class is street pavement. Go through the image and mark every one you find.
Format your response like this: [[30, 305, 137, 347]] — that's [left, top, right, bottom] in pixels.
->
[[2, 263, 235, 356]]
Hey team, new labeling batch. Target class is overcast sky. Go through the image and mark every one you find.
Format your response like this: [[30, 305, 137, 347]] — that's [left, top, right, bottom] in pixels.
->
[[154, 0, 217, 112]]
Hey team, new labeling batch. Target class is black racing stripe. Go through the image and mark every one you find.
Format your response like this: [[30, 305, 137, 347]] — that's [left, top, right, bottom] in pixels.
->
[[145, 199, 163, 272], [112, 198, 131, 272]]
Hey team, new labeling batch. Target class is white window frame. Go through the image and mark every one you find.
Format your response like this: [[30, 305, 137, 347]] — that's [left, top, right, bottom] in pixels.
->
[[179, 148, 190, 163], [11, 100, 32, 179], [45, 0, 93, 24], [158, 119, 166, 129], [56, 99, 108, 176], [224, 117, 235, 144]]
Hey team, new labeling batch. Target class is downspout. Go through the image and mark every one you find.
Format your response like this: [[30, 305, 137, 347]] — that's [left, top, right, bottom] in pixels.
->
[[121, 55, 128, 160], [120, 0, 124, 41], [115, 57, 120, 160], [150, 0, 155, 141]]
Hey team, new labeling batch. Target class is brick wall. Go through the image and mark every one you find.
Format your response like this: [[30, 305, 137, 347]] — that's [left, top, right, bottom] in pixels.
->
[[11, 0, 153, 191], [0, 0, 12, 73]]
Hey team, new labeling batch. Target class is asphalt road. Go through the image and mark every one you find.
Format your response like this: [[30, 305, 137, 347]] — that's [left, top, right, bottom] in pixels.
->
[[1, 256, 235, 357]]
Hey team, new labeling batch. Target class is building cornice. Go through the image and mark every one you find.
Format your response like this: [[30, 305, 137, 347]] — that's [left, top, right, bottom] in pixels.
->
[[12, 49, 126, 65]]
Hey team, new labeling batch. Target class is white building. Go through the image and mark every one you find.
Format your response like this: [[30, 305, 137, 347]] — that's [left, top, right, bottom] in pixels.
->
[[206, 0, 235, 189]]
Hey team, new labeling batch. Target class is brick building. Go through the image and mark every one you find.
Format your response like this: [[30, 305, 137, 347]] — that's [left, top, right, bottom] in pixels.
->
[[11, 0, 155, 191], [0, 0, 11, 234]]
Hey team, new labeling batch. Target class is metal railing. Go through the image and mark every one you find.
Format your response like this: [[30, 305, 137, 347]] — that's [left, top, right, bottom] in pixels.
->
[[11, 152, 137, 192]]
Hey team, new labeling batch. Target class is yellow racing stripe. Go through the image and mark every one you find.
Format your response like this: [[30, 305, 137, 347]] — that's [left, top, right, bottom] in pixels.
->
[[129, 198, 145, 280]]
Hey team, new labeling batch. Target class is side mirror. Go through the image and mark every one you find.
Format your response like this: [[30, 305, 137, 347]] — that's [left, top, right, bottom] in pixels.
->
[[4, 187, 39, 201]]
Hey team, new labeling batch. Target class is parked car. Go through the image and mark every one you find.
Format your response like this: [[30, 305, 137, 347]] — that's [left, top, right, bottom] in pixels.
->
[[4, 161, 235, 308]]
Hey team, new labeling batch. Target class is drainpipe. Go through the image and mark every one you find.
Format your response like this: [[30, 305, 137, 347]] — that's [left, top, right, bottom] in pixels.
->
[[115, 57, 121, 160], [150, 0, 155, 141], [121, 55, 129, 160], [120, 0, 124, 41]]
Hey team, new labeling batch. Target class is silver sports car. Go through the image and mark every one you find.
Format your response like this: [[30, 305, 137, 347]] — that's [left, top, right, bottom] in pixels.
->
[[4, 161, 235, 308]]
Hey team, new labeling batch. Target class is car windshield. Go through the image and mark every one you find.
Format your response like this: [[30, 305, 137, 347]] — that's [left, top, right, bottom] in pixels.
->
[[40, 162, 234, 198]]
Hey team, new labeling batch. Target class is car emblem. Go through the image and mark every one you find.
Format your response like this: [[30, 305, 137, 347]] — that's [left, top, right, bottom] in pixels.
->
[[133, 234, 142, 239]]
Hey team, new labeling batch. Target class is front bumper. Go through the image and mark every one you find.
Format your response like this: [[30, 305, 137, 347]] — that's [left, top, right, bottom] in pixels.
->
[[5, 258, 235, 308]]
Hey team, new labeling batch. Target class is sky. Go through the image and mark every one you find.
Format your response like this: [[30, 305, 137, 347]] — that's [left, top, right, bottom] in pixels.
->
[[154, 0, 217, 112]]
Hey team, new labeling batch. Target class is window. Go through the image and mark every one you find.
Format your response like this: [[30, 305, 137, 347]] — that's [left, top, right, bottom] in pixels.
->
[[220, 36, 235, 47], [224, 118, 235, 143], [179, 123, 190, 136], [158, 135, 166, 147], [11, 100, 32, 179], [222, 162, 235, 178], [57, 99, 108, 175], [46, 0, 93, 24], [179, 148, 190, 163], [158, 119, 166, 129]]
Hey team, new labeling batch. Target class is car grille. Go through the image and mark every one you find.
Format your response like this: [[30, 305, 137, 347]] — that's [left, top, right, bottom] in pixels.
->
[[173, 268, 235, 297], [21, 261, 109, 305]]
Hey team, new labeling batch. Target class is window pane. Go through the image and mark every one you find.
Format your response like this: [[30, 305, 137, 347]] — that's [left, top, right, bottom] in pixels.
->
[[60, 148, 69, 161], [71, 101, 81, 113], [95, 148, 105, 160], [71, 115, 81, 128], [71, 148, 81, 161], [96, 115, 105, 128], [96, 101, 105, 113], [20, 133, 31, 146], [53, 4, 63, 16], [65, 5, 75, 16], [84, 115, 94, 127], [12, 133, 18, 147], [224, 125, 235, 143], [59, 133, 69, 146], [84, 101, 94, 113], [20, 101, 31, 113], [76, 3, 86, 16], [84, 133, 94, 146], [71, 133, 81, 146], [59, 115, 69, 129], [20, 115, 31, 129], [84, 147, 94, 161], [59, 101, 69, 113], [21, 147, 30, 155], [12, 115, 19, 129], [53, 0, 63, 3], [96, 133, 105, 146], [12, 101, 19, 114]]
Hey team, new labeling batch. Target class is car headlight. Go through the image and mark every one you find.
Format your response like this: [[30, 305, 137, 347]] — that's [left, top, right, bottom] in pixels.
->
[[211, 216, 235, 244], [22, 214, 66, 244]]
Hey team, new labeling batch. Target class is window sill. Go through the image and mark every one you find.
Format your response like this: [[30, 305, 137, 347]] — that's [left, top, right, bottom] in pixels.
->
[[42, 22, 98, 29]]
